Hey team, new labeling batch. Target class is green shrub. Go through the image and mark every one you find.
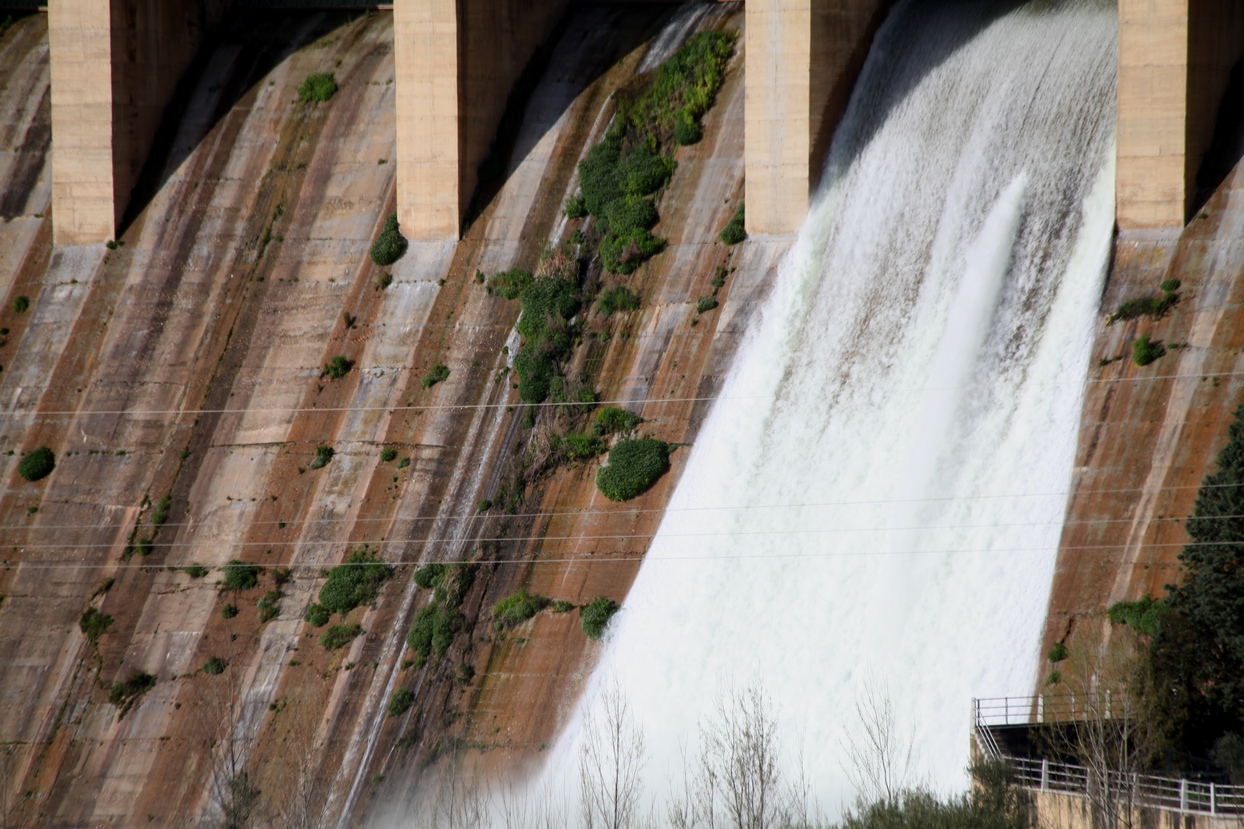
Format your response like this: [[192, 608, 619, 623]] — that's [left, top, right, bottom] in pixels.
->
[[673, 109, 702, 145], [711, 266, 729, 290], [593, 406, 642, 437], [564, 194, 587, 219], [581, 597, 619, 640], [108, 670, 156, 716], [319, 623, 364, 650], [486, 268, 533, 300], [477, 498, 492, 512], [595, 438, 671, 501], [323, 355, 354, 379], [1132, 332, 1166, 366], [370, 213, 407, 267], [17, 446, 55, 482], [151, 494, 171, 527], [79, 607, 113, 646], [222, 603, 238, 619], [297, 72, 337, 103], [380, 447, 397, 462], [1045, 670, 1062, 686], [406, 605, 462, 666], [599, 226, 665, 275], [13, 295, 29, 313], [222, 560, 260, 591], [1161, 278, 1182, 293], [309, 444, 334, 469], [513, 276, 580, 404], [388, 688, 414, 717], [318, 550, 394, 615], [597, 286, 640, 317], [203, 656, 225, 675], [551, 600, 575, 613], [414, 563, 446, 589], [137, 537, 153, 556], [719, 204, 746, 245], [603, 196, 658, 235], [185, 565, 208, 579], [397, 457, 410, 469], [563, 432, 607, 460], [696, 295, 719, 313], [1108, 595, 1165, 637], [421, 363, 450, 389], [304, 603, 330, 627], [493, 590, 550, 629], [514, 344, 556, 404], [257, 589, 282, 623], [1047, 642, 1067, 663]]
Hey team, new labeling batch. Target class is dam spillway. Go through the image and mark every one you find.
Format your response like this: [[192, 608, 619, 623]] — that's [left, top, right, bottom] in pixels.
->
[[539, 0, 1118, 816]]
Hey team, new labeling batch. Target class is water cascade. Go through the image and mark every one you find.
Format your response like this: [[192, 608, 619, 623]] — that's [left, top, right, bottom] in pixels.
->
[[540, 0, 1117, 815]]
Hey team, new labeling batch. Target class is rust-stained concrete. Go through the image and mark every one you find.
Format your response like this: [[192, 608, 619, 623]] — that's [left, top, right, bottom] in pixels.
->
[[1040, 156, 1244, 682], [0, 5, 792, 826]]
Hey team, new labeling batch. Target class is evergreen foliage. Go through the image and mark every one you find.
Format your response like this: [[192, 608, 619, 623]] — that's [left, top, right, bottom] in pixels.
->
[[1107, 595, 1165, 636], [595, 438, 671, 501], [79, 607, 113, 646], [597, 285, 640, 317], [422, 363, 450, 389], [406, 563, 474, 667], [513, 276, 579, 404], [370, 213, 407, 266], [493, 589, 550, 629], [1132, 333, 1165, 366], [593, 406, 642, 437], [222, 560, 260, 591], [319, 623, 364, 650], [203, 656, 225, 675], [303, 603, 330, 627], [1150, 402, 1244, 751], [309, 444, 335, 469], [486, 268, 533, 299], [580, 596, 619, 640], [322, 355, 354, 379], [719, 203, 746, 245], [108, 671, 156, 717], [388, 688, 414, 717], [17, 446, 55, 482], [297, 72, 337, 103], [318, 550, 394, 616]]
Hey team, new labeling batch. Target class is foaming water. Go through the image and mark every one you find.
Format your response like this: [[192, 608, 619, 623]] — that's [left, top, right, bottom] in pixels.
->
[[537, 0, 1117, 816]]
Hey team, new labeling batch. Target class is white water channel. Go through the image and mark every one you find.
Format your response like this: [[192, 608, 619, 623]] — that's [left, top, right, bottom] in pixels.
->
[[537, 0, 1117, 817]]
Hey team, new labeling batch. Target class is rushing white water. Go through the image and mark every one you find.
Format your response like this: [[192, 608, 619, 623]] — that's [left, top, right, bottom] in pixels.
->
[[537, 0, 1117, 818]]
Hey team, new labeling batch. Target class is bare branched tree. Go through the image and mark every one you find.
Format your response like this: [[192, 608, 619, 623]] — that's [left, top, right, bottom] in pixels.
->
[[417, 761, 489, 829], [841, 680, 915, 805], [1046, 621, 1164, 829], [192, 663, 262, 829], [579, 681, 648, 829], [270, 687, 324, 829]]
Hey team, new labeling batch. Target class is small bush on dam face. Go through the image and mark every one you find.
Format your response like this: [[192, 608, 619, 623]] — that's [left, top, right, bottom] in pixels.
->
[[17, 446, 55, 482], [719, 203, 746, 245], [370, 213, 407, 267], [492, 589, 550, 630], [317, 549, 394, 616], [595, 438, 671, 501], [79, 607, 113, 646], [297, 72, 337, 103], [580, 596, 619, 640], [1132, 333, 1166, 366], [319, 623, 364, 651], [406, 563, 474, 667], [388, 689, 414, 717], [222, 560, 260, 592]]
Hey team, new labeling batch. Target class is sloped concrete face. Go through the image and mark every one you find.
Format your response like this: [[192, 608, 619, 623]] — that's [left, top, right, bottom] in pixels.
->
[[394, 0, 570, 240], [743, 0, 890, 235]]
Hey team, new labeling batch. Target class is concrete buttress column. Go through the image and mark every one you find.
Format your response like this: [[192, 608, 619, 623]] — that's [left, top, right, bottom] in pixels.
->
[[1117, 0, 1244, 230], [394, 0, 569, 241], [744, 0, 890, 236], [49, 0, 229, 245]]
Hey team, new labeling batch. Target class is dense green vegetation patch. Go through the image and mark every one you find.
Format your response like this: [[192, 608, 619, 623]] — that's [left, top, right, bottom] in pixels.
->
[[370, 212, 407, 267], [79, 607, 113, 646], [566, 30, 736, 275], [1110, 279, 1180, 325], [203, 656, 225, 676], [387, 688, 414, 717], [297, 72, 337, 103], [151, 494, 171, 527], [593, 406, 642, 437], [719, 203, 746, 245], [597, 285, 640, 317], [580, 597, 619, 640], [222, 560, 260, 592], [1132, 332, 1166, 366], [485, 268, 532, 300], [322, 355, 354, 380], [309, 444, 335, 469], [303, 603, 330, 627], [319, 623, 364, 651], [421, 363, 450, 389], [318, 549, 394, 616], [561, 431, 607, 460], [512, 272, 580, 404], [595, 437, 671, 501], [12, 295, 28, 314], [17, 446, 55, 482], [1108, 595, 1165, 637], [493, 589, 550, 629], [406, 563, 474, 668], [257, 589, 282, 623], [108, 670, 156, 718]]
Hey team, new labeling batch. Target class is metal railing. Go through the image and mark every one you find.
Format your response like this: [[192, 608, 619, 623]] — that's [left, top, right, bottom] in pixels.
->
[[972, 696, 1244, 817]]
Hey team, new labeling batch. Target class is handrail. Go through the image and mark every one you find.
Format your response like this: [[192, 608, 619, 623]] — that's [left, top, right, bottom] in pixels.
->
[[971, 698, 1244, 817]]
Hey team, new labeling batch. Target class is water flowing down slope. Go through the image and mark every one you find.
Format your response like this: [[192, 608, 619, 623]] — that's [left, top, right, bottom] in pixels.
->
[[541, 0, 1117, 814]]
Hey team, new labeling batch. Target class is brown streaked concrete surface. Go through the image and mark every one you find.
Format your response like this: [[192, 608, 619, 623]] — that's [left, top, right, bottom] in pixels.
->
[[1040, 155, 1244, 686], [0, 5, 792, 826], [744, 0, 891, 235]]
